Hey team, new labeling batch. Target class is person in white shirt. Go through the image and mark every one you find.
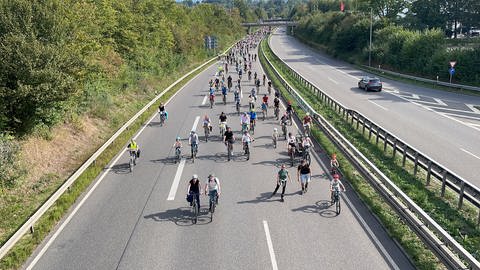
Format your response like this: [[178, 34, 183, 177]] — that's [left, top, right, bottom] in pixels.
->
[[204, 174, 221, 212]]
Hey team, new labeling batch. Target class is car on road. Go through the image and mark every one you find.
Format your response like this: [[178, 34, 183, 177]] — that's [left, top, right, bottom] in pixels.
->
[[358, 76, 382, 92]]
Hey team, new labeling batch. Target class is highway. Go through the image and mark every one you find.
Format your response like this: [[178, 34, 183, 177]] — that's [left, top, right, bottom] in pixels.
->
[[270, 28, 480, 187], [24, 43, 414, 270]]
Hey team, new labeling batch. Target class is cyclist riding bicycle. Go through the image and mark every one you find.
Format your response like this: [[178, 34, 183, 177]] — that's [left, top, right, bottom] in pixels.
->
[[330, 153, 340, 174], [286, 101, 294, 115], [272, 128, 279, 147], [205, 174, 221, 212], [127, 139, 139, 158], [227, 75, 233, 89], [303, 112, 313, 130], [330, 174, 346, 203], [221, 84, 228, 97], [159, 103, 166, 113], [203, 114, 212, 132], [262, 94, 269, 106], [287, 132, 296, 153], [173, 136, 182, 150], [250, 88, 257, 102], [219, 112, 227, 124], [189, 130, 199, 157], [262, 74, 266, 86], [302, 134, 313, 151], [187, 174, 201, 211], [240, 112, 250, 132], [241, 130, 254, 154], [249, 108, 257, 128], [273, 97, 280, 108], [234, 89, 240, 103], [280, 113, 289, 126], [261, 102, 268, 116]]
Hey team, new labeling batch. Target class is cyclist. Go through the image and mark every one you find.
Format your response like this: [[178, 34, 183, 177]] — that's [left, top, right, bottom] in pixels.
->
[[255, 78, 261, 92], [272, 128, 279, 148], [248, 70, 252, 81], [241, 130, 254, 155], [203, 114, 212, 132], [287, 132, 296, 154], [249, 108, 257, 129], [205, 174, 221, 212], [261, 101, 268, 119], [227, 75, 233, 90], [250, 87, 257, 102], [187, 174, 201, 211], [219, 112, 227, 125], [240, 112, 250, 132], [189, 130, 199, 158], [274, 88, 280, 98], [173, 136, 182, 151], [221, 84, 228, 98], [286, 101, 294, 124], [302, 134, 313, 151], [268, 80, 273, 94], [254, 71, 257, 81], [330, 153, 339, 175], [303, 112, 313, 133], [238, 69, 243, 80], [297, 159, 312, 194], [262, 74, 266, 86], [269, 164, 291, 202], [330, 174, 346, 203], [127, 139, 139, 160], [234, 88, 240, 103], [159, 102, 165, 113], [262, 94, 269, 106]]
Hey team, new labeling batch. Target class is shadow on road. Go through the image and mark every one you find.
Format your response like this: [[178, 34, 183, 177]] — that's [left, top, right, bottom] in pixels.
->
[[144, 207, 213, 226], [111, 163, 131, 174], [291, 200, 338, 218]]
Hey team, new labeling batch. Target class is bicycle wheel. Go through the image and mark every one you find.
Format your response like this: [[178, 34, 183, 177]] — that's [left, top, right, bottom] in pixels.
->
[[290, 150, 294, 166], [246, 146, 250, 160], [210, 200, 216, 221], [129, 158, 133, 172], [227, 146, 231, 161], [336, 198, 341, 215], [192, 202, 198, 224], [306, 152, 311, 165]]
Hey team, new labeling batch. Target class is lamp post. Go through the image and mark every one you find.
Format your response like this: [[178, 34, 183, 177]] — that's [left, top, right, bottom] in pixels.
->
[[368, 8, 373, 67]]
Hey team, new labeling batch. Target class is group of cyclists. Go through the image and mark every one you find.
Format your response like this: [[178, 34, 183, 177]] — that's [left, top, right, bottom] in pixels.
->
[[127, 28, 346, 214]]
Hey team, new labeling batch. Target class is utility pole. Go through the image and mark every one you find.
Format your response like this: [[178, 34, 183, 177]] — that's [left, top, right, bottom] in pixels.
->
[[368, 8, 373, 67]]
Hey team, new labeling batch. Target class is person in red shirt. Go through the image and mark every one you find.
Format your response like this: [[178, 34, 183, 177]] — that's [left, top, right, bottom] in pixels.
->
[[262, 94, 269, 105]]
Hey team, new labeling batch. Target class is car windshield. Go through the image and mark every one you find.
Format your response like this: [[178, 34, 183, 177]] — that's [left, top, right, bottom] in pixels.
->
[[369, 79, 380, 83]]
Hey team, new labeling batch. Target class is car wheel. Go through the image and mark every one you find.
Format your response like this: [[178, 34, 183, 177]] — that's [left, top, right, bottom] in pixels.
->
[[365, 86, 369, 92], [358, 83, 362, 89]]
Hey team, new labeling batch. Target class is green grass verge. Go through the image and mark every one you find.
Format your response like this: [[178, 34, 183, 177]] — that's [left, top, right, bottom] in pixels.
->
[[260, 38, 450, 269], [0, 56, 218, 270]]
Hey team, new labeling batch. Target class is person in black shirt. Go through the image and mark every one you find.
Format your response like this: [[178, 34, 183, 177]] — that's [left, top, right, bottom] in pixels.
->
[[223, 126, 234, 144], [219, 112, 227, 123], [297, 159, 312, 194], [187, 175, 201, 211]]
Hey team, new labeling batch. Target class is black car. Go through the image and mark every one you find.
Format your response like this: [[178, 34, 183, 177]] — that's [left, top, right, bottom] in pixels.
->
[[358, 76, 382, 91]]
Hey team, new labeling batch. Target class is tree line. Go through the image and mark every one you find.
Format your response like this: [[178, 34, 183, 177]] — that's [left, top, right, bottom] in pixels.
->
[[290, 0, 480, 85], [0, 0, 245, 136]]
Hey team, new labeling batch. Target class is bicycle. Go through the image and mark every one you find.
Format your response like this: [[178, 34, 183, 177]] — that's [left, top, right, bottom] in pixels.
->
[[249, 121, 255, 135], [241, 123, 249, 134], [281, 122, 287, 140], [272, 135, 278, 149], [274, 106, 279, 120], [209, 95, 215, 109], [262, 106, 267, 121], [226, 140, 233, 161], [289, 146, 295, 167], [303, 123, 311, 136], [159, 112, 166, 126], [236, 101, 240, 115], [189, 192, 199, 224], [219, 122, 226, 137], [331, 188, 341, 215], [243, 142, 251, 160], [174, 147, 181, 164], [302, 146, 311, 165], [209, 192, 218, 221], [222, 94, 227, 105], [129, 150, 137, 172], [287, 111, 293, 126], [191, 143, 198, 162], [204, 124, 210, 142]]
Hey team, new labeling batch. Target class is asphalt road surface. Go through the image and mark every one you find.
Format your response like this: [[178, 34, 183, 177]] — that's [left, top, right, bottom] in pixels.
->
[[24, 43, 414, 270], [270, 28, 480, 187]]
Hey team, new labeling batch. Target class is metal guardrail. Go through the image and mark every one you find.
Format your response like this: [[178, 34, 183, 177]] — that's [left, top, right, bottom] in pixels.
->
[[261, 36, 480, 269], [0, 42, 240, 261], [367, 66, 480, 92]]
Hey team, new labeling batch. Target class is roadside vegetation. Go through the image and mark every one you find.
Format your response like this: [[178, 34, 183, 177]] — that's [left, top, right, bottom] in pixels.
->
[[289, 0, 480, 86], [260, 37, 480, 268], [0, 0, 249, 268]]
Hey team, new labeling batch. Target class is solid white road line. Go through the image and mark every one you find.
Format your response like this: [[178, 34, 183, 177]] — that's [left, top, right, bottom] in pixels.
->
[[263, 220, 278, 270], [368, 100, 388, 111], [25, 63, 213, 270], [202, 95, 208, 105], [167, 158, 186, 200], [461, 148, 480, 161], [342, 195, 401, 270], [192, 116, 200, 132]]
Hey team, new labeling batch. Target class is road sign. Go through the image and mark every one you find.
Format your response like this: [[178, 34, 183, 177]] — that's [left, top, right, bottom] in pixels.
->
[[204, 36, 218, 49], [449, 61, 457, 67], [449, 67, 455, 75]]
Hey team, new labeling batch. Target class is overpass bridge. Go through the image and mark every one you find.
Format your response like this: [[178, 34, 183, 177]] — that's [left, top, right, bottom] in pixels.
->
[[241, 20, 298, 33]]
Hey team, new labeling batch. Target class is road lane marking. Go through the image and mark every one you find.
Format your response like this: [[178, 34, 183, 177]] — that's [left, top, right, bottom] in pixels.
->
[[466, 104, 480, 113], [368, 100, 388, 111], [202, 95, 208, 105], [191, 116, 200, 132], [328, 77, 338, 84], [263, 220, 278, 270], [433, 98, 447, 106], [342, 195, 401, 270], [167, 158, 186, 200], [461, 148, 480, 160], [25, 63, 214, 270]]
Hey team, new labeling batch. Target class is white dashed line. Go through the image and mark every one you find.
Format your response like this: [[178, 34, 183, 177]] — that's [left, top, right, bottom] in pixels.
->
[[191, 116, 200, 132], [466, 104, 480, 113], [263, 220, 278, 270], [461, 148, 480, 160], [167, 158, 186, 201], [368, 100, 388, 111], [202, 95, 208, 105], [328, 77, 338, 84]]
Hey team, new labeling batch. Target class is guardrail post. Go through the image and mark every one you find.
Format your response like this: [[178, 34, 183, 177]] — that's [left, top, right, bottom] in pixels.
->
[[413, 153, 419, 176], [477, 211, 480, 226], [441, 171, 447, 197], [356, 115, 360, 129], [30, 226, 34, 234], [368, 123, 373, 139], [362, 119, 367, 135], [426, 161, 432, 186], [392, 139, 397, 158], [458, 182, 465, 209], [402, 145, 408, 167], [375, 128, 380, 146], [383, 133, 388, 152]]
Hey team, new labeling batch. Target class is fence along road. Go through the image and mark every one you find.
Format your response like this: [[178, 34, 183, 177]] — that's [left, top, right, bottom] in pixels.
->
[[269, 29, 480, 189], [25, 42, 413, 270]]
